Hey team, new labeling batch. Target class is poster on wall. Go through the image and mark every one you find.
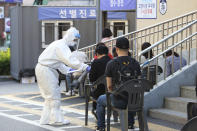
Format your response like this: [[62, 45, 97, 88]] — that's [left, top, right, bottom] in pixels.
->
[[160, 0, 167, 15], [137, 0, 157, 19], [0, 7, 4, 19], [5, 18, 10, 32]]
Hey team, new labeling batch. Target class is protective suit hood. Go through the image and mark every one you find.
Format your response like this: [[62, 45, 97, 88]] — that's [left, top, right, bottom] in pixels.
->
[[63, 27, 80, 48]]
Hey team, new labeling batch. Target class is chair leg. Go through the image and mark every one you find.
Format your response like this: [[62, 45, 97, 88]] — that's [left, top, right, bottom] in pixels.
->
[[137, 111, 146, 131], [143, 111, 149, 131], [113, 111, 118, 122], [65, 77, 69, 92], [119, 108, 128, 131], [106, 93, 111, 131], [85, 85, 89, 126], [187, 102, 195, 120]]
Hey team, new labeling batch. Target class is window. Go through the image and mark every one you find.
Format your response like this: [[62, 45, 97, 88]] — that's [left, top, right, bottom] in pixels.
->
[[42, 21, 73, 48], [107, 20, 128, 37]]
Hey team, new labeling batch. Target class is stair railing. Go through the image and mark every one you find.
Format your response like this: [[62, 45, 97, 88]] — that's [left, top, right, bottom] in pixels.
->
[[139, 20, 197, 84], [79, 10, 197, 61]]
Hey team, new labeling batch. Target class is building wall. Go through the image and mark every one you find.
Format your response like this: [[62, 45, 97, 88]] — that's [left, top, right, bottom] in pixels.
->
[[137, 0, 197, 30], [10, 6, 97, 79], [47, 0, 95, 6], [0, 3, 16, 46]]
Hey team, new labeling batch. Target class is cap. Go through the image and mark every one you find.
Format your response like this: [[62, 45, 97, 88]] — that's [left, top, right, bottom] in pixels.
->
[[116, 37, 129, 49]]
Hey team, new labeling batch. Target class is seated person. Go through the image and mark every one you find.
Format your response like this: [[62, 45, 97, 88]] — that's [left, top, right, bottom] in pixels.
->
[[164, 50, 187, 76], [94, 42, 113, 60], [141, 42, 156, 66], [112, 47, 131, 58], [112, 47, 118, 58], [141, 42, 163, 84], [96, 37, 141, 131], [89, 44, 111, 113]]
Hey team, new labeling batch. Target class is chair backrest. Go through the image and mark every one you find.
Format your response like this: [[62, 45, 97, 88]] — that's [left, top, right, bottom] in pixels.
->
[[181, 116, 197, 131], [187, 102, 197, 120], [116, 79, 152, 112], [91, 75, 107, 89], [141, 65, 163, 85]]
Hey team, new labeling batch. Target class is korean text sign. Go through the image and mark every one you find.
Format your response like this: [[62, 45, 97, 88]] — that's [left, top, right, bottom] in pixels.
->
[[38, 7, 96, 20], [137, 0, 157, 19], [100, 0, 136, 11]]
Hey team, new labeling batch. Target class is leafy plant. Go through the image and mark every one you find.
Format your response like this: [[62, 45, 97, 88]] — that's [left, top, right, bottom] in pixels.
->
[[0, 48, 10, 75]]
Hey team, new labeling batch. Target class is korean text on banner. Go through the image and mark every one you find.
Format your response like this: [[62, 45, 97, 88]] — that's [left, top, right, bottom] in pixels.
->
[[137, 0, 157, 19], [100, 0, 136, 11], [38, 7, 97, 20]]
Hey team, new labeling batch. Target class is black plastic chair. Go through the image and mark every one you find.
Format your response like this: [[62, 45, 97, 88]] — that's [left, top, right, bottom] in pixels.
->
[[186, 78, 197, 120], [106, 79, 153, 131], [84, 75, 118, 126], [187, 102, 197, 120], [141, 65, 163, 85], [181, 116, 197, 131], [84, 75, 106, 125]]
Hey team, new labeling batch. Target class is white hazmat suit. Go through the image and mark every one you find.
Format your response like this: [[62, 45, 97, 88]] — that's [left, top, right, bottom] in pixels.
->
[[35, 27, 88, 125]]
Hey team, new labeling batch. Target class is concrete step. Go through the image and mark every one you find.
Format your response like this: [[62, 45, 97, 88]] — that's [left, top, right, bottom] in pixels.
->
[[164, 97, 197, 113], [180, 86, 196, 99], [149, 108, 187, 125]]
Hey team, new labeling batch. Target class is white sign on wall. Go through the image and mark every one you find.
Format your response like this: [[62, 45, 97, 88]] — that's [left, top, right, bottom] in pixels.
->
[[0, 7, 4, 19], [5, 18, 10, 32], [137, 0, 157, 19], [160, 0, 167, 15]]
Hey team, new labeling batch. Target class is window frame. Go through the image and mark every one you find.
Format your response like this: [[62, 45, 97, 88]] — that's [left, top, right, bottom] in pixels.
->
[[41, 20, 73, 48], [107, 20, 128, 37]]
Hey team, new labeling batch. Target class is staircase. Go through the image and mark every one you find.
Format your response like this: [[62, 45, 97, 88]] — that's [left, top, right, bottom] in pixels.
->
[[149, 85, 197, 124]]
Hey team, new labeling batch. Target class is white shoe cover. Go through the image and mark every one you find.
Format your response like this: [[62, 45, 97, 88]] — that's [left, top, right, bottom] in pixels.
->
[[50, 119, 70, 126]]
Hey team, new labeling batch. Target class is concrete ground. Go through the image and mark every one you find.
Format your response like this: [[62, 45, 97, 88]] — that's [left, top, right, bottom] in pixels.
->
[[0, 79, 183, 131]]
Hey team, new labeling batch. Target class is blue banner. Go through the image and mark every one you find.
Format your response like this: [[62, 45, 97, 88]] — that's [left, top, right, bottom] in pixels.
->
[[100, 0, 136, 11], [5, 0, 23, 3], [38, 7, 96, 20], [38, 7, 127, 20]]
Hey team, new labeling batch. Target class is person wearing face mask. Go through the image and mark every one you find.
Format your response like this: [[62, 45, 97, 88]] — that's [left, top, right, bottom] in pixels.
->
[[35, 27, 90, 125]]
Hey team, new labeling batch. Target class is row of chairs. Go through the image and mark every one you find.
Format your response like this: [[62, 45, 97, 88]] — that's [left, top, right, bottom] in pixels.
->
[[84, 75, 153, 131]]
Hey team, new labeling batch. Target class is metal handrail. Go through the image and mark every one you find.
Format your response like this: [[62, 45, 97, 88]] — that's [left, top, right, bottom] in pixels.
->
[[141, 32, 197, 67], [139, 19, 197, 84], [80, 10, 197, 50], [79, 10, 197, 60], [139, 20, 197, 57]]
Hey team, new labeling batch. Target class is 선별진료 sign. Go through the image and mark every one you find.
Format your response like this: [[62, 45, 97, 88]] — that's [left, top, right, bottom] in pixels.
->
[[100, 0, 136, 11], [137, 0, 157, 19], [38, 7, 97, 20]]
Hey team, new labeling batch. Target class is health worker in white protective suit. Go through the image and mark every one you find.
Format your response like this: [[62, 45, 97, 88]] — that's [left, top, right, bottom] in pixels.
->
[[35, 27, 89, 125]]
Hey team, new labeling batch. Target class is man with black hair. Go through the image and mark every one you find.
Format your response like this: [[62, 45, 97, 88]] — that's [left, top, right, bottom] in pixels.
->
[[89, 44, 111, 115], [95, 37, 141, 131]]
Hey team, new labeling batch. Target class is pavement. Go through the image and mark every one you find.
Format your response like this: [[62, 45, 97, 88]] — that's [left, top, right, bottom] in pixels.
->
[[0, 79, 184, 131]]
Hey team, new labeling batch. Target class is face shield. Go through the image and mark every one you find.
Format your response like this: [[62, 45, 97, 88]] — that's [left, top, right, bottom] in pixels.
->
[[64, 27, 80, 51], [69, 32, 80, 51]]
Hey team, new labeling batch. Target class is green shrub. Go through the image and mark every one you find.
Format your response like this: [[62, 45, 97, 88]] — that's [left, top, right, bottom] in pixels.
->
[[0, 48, 10, 75]]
